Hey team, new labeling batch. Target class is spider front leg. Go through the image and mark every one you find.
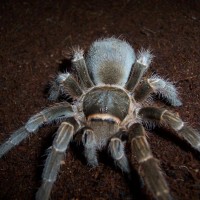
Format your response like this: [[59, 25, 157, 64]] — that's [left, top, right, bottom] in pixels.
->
[[0, 102, 74, 158], [128, 123, 170, 200], [138, 107, 200, 152], [36, 122, 74, 200]]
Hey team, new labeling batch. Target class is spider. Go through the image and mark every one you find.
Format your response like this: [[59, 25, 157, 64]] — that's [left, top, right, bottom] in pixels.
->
[[0, 37, 200, 200]]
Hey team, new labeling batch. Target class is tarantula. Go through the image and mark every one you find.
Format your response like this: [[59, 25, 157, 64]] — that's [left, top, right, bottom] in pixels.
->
[[0, 37, 200, 200]]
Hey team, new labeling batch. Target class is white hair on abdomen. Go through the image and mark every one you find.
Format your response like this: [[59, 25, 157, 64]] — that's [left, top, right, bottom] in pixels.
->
[[86, 37, 135, 86]]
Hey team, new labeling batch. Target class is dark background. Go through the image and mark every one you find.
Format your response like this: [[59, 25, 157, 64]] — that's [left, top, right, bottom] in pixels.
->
[[0, 0, 200, 199]]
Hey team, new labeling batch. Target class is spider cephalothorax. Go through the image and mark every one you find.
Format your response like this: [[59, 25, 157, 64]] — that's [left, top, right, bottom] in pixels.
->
[[0, 37, 200, 200]]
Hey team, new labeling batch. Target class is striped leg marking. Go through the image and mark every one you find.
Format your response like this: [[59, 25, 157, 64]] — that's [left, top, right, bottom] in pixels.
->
[[36, 122, 74, 200], [129, 123, 171, 200]]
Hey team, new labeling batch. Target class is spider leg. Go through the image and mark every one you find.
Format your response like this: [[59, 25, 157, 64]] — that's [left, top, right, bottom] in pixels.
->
[[72, 47, 94, 89], [125, 49, 153, 92], [134, 77, 182, 106], [0, 127, 30, 158], [48, 72, 83, 101], [134, 80, 153, 103], [138, 107, 200, 152], [0, 102, 74, 158], [48, 79, 61, 101], [48, 47, 94, 101], [128, 123, 171, 200], [36, 122, 74, 200]]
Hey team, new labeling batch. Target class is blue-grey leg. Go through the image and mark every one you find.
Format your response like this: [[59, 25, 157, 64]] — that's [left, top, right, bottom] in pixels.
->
[[138, 107, 200, 152], [48, 73, 83, 101], [72, 47, 94, 90], [129, 123, 171, 200], [0, 102, 74, 158], [134, 76, 182, 106], [125, 49, 153, 92], [36, 122, 74, 200]]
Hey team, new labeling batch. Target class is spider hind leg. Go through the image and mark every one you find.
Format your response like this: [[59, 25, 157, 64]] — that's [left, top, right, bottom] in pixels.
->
[[125, 49, 153, 92], [48, 72, 83, 101], [72, 47, 94, 89]]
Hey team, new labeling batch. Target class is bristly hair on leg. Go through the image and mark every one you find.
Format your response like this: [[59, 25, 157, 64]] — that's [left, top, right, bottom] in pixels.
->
[[48, 79, 60, 101], [71, 46, 84, 62], [137, 48, 154, 68], [62, 46, 85, 63], [148, 75, 182, 106]]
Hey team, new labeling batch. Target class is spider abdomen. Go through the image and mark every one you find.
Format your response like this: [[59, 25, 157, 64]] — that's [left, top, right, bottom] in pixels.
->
[[86, 37, 135, 86], [82, 86, 130, 122]]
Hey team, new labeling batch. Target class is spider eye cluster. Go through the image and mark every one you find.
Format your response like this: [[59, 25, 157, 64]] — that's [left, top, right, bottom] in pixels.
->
[[86, 37, 135, 86]]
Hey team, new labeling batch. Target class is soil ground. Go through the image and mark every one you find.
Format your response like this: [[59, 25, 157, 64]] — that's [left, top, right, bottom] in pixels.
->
[[0, 0, 200, 200]]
